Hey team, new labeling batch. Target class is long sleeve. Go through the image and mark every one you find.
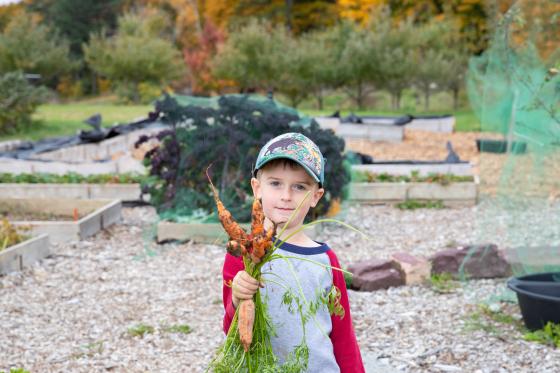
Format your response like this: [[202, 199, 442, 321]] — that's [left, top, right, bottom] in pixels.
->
[[326, 250, 365, 373], [222, 253, 244, 334]]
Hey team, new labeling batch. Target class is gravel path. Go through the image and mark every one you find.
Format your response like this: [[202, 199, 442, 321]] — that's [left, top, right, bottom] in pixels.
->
[[1, 204, 559, 373]]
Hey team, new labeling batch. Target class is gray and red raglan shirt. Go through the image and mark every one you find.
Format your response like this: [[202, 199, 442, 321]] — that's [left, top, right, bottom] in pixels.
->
[[222, 239, 365, 373]]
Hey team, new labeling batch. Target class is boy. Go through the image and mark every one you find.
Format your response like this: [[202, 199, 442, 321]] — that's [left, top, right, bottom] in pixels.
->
[[222, 132, 364, 372]]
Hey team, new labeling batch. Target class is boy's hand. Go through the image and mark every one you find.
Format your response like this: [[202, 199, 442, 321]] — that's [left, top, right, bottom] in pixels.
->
[[232, 271, 263, 308]]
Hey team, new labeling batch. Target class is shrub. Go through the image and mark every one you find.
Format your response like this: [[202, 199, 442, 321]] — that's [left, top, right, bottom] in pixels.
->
[[0, 71, 47, 134], [137, 94, 350, 222]]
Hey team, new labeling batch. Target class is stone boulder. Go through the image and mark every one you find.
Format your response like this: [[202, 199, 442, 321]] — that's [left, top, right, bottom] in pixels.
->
[[391, 252, 431, 285], [347, 259, 405, 291], [430, 244, 511, 279]]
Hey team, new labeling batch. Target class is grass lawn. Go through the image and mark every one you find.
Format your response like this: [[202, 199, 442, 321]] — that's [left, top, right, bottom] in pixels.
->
[[0, 91, 481, 142], [0, 102, 151, 142]]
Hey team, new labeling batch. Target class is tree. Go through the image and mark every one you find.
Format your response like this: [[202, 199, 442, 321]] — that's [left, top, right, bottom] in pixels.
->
[[231, 0, 338, 34], [274, 36, 313, 108], [183, 22, 229, 95], [411, 20, 452, 111], [26, 0, 123, 57], [212, 21, 287, 93], [0, 3, 24, 31], [370, 10, 417, 110], [337, 0, 384, 25], [83, 11, 185, 103], [0, 13, 75, 83], [336, 26, 382, 109], [295, 30, 340, 110]]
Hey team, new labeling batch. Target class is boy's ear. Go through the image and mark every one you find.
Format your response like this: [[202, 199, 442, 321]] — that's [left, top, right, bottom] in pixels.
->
[[310, 187, 325, 208], [250, 177, 261, 199]]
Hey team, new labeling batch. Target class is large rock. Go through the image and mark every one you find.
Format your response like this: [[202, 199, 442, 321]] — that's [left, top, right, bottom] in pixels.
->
[[430, 244, 511, 279], [391, 252, 431, 285], [347, 259, 405, 291]]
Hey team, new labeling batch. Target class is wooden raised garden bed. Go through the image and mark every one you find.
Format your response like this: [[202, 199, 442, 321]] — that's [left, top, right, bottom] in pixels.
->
[[0, 198, 122, 243], [0, 234, 50, 275], [349, 173, 479, 207], [0, 183, 144, 202]]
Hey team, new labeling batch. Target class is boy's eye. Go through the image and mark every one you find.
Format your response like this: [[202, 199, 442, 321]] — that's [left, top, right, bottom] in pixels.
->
[[294, 184, 307, 191], [269, 181, 281, 187]]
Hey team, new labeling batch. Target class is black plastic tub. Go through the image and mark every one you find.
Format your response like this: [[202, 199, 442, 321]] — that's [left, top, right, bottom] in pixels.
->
[[507, 273, 560, 330], [476, 139, 527, 154]]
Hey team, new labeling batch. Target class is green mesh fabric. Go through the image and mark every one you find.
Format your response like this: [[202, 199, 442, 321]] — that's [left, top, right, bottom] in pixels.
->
[[466, 1, 560, 275]]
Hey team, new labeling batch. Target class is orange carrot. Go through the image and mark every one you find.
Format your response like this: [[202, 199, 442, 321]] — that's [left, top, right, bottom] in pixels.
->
[[250, 198, 265, 237], [238, 299, 255, 352], [206, 167, 248, 243]]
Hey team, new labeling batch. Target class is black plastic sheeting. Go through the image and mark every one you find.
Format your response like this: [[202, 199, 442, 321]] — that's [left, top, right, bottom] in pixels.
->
[[0, 111, 163, 160], [330, 111, 452, 126]]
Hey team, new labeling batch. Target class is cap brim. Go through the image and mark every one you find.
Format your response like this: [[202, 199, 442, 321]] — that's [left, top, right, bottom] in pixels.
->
[[255, 154, 321, 185]]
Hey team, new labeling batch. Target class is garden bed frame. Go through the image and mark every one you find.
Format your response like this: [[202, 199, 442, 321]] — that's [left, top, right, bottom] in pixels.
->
[[0, 183, 144, 202], [2, 198, 122, 243], [0, 234, 50, 275], [349, 177, 479, 207], [351, 163, 473, 177]]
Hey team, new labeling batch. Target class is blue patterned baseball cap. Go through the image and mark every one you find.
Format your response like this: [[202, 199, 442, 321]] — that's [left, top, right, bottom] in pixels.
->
[[254, 132, 325, 186]]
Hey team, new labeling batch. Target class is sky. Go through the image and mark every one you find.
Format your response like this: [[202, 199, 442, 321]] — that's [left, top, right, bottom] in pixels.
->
[[0, 0, 21, 5]]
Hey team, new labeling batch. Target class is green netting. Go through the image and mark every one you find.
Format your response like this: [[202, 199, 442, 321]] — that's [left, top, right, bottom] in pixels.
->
[[466, 0, 560, 275]]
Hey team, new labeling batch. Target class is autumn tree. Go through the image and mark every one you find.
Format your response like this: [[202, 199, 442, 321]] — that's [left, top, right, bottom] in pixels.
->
[[184, 22, 228, 95], [231, 0, 339, 34], [0, 3, 24, 31]]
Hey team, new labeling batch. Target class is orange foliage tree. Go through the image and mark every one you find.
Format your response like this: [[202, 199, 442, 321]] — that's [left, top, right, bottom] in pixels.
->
[[183, 22, 231, 95]]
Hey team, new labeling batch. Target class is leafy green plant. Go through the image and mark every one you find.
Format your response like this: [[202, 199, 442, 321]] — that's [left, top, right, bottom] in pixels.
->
[[127, 324, 155, 337], [429, 272, 459, 294], [137, 94, 349, 223], [351, 170, 474, 184], [396, 199, 445, 210], [524, 322, 560, 348]]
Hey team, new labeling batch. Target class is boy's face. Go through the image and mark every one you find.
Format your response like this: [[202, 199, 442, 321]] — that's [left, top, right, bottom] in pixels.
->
[[251, 162, 324, 231]]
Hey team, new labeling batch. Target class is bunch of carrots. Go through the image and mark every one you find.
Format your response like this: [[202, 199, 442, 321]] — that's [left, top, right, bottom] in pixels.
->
[[207, 168, 277, 357]]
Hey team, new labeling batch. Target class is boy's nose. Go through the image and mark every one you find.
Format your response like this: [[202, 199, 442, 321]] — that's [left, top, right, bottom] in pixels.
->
[[280, 187, 292, 201]]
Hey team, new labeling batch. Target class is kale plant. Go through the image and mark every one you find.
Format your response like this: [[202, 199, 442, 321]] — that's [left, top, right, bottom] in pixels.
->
[[136, 94, 349, 222]]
